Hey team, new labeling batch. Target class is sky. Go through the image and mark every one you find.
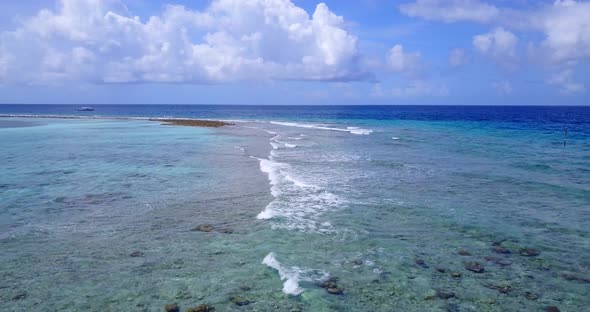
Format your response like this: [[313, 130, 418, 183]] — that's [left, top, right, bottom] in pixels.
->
[[0, 0, 588, 105]]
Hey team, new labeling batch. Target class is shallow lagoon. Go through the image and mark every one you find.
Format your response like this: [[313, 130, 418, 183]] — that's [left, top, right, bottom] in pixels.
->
[[1, 112, 589, 311]]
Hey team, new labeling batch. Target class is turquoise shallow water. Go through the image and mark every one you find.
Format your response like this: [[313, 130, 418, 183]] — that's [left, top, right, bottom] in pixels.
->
[[1, 108, 589, 311]]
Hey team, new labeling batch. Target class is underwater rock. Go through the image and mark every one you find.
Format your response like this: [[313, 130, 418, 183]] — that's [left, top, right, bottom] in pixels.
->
[[523, 291, 539, 300], [130, 251, 144, 257], [560, 271, 590, 283], [186, 304, 215, 312], [319, 277, 344, 295], [451, 272, 462, 278], [192, 224, 214, 232], [326, 287, 344, 295], [491, 246, 511, 254], [171, 259, 184, 269], [519, 248, 540, 257], [352, 259, 363, 266], [436, 289, 456, 299], [219, 228, 234, 234], [484, 256, 511, 266], [424, 295, 437, 301], [498, 285, 512, 294], [445, 303, 460, 312], [491, 239, 507, 246], [164, 303, 179, 312], [457, 249, 471, 256], [319, 277, 339, 289], [54, 196, 67, 203], [175, 289, 192, 300], [464, 261, 485, 273], [415, 258, 429, 268], [12, 291, 27, 301], [545, 306, 560, 312], [485, 284, 511, 294], [435, 266, 447, 273], [230, 296, 252, 306]]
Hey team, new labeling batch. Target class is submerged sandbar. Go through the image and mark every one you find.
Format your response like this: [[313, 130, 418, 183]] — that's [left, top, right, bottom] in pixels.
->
[[152, 118, 234, 128], [0, 115, 234, 128]]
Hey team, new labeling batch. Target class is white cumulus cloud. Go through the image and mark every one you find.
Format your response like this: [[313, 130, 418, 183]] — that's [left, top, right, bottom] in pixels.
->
[[533, 0, 590, 64], [386, 44, 423, 78], [0, 0, 368, 85], [525, 1, 590, 95], [400, 0, 589, 95], [399, 0, 499, 23], [548, 69, 586, 95], [473, 27, 518, 67]]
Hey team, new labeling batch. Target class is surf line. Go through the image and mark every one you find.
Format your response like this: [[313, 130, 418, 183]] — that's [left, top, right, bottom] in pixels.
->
[[252, 127, 339, 296]]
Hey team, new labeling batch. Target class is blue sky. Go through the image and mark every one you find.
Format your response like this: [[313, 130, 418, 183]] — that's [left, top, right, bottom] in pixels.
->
[[0, 0, 588, 105]]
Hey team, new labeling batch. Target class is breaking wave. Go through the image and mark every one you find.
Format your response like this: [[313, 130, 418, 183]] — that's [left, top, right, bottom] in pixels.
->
[[254, 131, 342, 233], [270, 121, 373, 135], [262, 252, 329, 296]]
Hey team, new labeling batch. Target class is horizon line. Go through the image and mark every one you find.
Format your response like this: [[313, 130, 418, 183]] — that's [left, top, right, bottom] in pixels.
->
[[1, 103, 589, 107]]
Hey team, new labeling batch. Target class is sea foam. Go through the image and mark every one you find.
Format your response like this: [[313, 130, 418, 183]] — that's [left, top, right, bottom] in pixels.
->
[[262, 252, 329, 296], [274, 139, 298, 149], [254, 160, 341, 231], [255, 157, 284, 198], [253, 129, 343, 232], [270, 121, 373, 135]]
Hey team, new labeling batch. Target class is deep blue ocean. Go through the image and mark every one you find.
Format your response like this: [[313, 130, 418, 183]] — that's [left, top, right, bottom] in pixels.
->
[[1, 105, 589, 311], [1, 104, 589, 128]]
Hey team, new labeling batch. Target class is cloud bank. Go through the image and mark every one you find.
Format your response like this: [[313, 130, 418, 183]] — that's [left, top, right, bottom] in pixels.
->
[[400, 0, 590, 95], [0, 0, 588, 100], [0, 0, 367, 85]]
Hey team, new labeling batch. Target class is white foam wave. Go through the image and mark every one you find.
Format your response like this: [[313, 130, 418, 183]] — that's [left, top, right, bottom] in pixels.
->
[[350, 129, 372, 135], [262, 252, 329, 296], [253, 141, 342, 232], [273, 138, 298, 149], [270, 121, 373, 135], [392, 137, 400, 140], [345, 126, 374, 135], [255, 157, 284, 198], [284, 174, 311, 188], [257, 209, 275, 220]]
